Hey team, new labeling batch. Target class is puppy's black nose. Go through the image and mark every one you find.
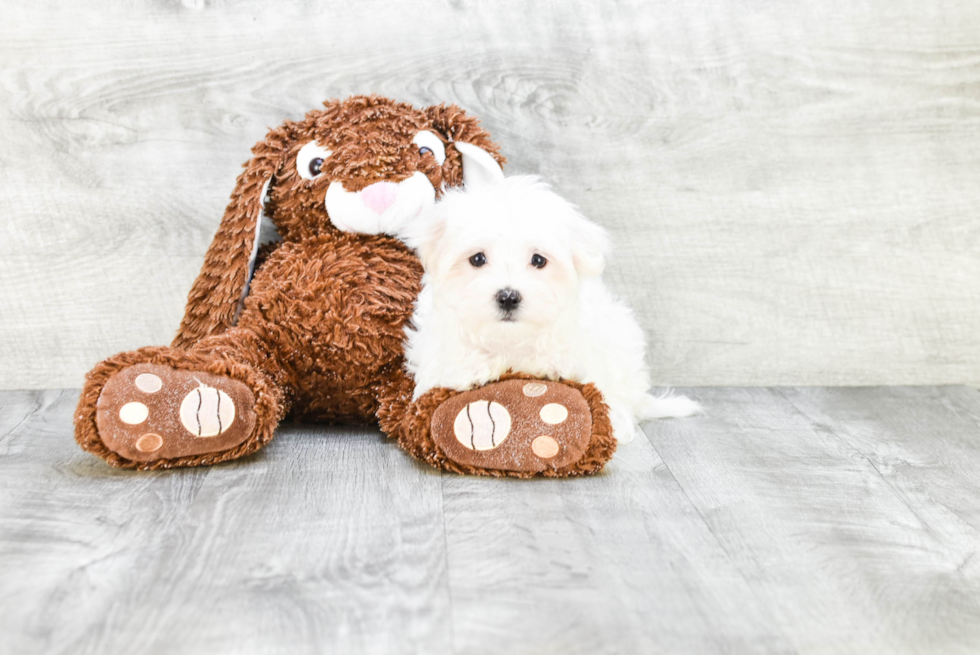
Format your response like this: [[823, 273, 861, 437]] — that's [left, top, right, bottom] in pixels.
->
[[495, 288, 522, 312]]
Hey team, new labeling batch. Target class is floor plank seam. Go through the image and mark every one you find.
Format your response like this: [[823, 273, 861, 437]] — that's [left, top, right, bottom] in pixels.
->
[[7, 387, 980, 652], [941, 386, 980, 429], [640, 425, 763, 593], [773, 388, 950, 549], [639, 424, 800, 650], [437, 471, 456, 655], [0, 390, 57, 443]]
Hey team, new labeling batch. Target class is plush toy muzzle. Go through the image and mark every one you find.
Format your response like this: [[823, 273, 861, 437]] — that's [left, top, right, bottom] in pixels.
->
[[326, 172, 435, 235], [323, 133, 506, 237]]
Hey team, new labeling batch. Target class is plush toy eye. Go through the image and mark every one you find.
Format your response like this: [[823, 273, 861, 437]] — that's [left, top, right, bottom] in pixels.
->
[[413, 131, 446, 165], [531, 254, 547, 269], [469, 252, 487, 267], [296, 141, 333, 181]]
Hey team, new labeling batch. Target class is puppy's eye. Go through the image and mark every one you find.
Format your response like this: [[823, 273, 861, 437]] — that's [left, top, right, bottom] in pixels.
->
[[469, 252, 487, 267], [531, 254, 547, 269], [412, 131, 446, 165], [296, 141, 333, 181]]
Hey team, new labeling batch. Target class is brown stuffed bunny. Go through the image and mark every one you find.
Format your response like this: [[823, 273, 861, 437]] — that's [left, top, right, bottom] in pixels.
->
[[74, 95, 615, 477]]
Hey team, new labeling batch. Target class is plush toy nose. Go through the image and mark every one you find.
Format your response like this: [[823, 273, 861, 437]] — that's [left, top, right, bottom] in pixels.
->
[[360, 181, 398, 214], [495, 288, 522, 312]]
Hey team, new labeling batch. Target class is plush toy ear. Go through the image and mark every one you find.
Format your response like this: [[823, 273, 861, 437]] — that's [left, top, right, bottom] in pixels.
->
[[424, 103, 505, 189], [400, 205, 448, 276], [455, 141, 505, 188], [171, 124, 294, 349]]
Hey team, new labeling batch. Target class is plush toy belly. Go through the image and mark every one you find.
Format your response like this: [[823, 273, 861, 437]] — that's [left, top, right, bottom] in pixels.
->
[[235, 232, 423, 424]]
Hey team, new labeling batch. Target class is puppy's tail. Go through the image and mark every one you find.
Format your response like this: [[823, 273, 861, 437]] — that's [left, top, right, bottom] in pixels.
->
[[638, 390, 703, 420]]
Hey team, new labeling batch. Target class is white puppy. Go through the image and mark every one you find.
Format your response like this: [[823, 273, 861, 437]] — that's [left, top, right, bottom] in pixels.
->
[[401, 175, 700, 442]]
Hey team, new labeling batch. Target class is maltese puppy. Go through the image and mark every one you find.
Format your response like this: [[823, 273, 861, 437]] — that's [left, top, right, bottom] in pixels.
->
[[401, 175, 700, 442]]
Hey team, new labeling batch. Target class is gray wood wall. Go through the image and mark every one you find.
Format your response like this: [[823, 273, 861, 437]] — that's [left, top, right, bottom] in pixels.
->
[[2, 0, 978, 390]]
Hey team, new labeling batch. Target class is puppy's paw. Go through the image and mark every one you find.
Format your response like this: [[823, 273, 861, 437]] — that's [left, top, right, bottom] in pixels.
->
[[639, 392, 702, 420], [430, 379, 595, 474], [608, 405, 639, 443], [95, 364, 257, 462]]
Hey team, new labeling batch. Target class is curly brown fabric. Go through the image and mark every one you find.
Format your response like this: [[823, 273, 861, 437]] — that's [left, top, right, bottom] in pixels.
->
[[73, 95, 617, 477], [391, 373, 616, 479], [74, 346, 283, 470]]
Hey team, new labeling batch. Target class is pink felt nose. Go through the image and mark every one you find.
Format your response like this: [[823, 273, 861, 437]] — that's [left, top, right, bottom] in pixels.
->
[[360, 182, 398, 214]]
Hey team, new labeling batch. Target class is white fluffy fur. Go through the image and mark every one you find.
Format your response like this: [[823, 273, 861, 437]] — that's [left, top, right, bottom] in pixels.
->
[[400, 175, 700, 442]]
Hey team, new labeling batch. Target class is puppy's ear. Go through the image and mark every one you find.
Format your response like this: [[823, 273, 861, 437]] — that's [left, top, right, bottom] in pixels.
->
[[400, 205, 448, 276], [567, 209, 611, 278], [424, 104, 506, 189], [171, 122, 295, 349]]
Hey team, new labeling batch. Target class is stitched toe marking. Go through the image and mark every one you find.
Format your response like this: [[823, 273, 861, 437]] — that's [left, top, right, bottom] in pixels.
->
[[540, 403, 569, 425], [453, 400, 512, 451], [119, 402, 149, 425], [179, 383, 236, 438], [135, 433, 163, 452], [523, 382, 548, 397], [134, 373, 162, 393], [531, 435, 560, 459]]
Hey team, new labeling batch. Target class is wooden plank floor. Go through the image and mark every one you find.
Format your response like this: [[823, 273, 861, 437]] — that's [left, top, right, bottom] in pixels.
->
[[2, 386, 979, 655]]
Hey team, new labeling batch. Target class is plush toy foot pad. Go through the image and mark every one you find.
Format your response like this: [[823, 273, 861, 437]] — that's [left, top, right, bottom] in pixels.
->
[[431, 379, 592, 474], [95, 363, 257, 462]]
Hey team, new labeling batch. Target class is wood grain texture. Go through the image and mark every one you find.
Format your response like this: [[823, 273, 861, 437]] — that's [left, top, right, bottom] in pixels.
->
[[1, 1, 979, 388], [3, 385, 980, 653], [647, 386, 980, 654], [0, 390, 451, 655]]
